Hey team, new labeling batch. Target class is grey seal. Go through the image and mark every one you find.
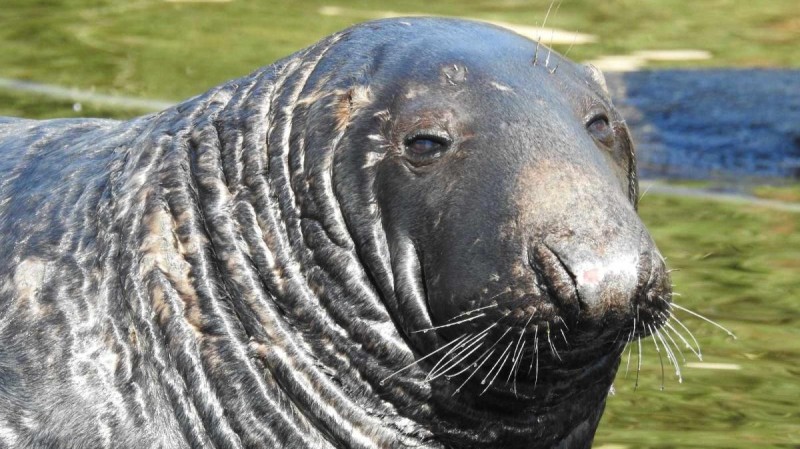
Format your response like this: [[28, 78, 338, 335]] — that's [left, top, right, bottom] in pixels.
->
[[0, 18, 671, 448]]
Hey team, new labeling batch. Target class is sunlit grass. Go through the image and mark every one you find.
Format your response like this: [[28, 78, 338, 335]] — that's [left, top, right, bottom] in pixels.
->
[[1, 0, 799, 111]]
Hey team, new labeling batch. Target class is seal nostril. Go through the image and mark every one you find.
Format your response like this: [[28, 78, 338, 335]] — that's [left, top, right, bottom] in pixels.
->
[[528, 244, 581, 314]]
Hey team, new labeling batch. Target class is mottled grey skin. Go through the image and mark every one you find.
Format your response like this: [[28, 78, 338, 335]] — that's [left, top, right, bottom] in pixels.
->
[[0, 18, 671, 448]]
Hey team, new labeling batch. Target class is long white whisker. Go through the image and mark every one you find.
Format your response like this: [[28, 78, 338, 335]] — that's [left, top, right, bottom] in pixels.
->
[[546, 322, 561, 361], [412, 313, 485, 334], [534, 0, 556, 65], [481, 341, 514, 395], [656, 328, 682, 383], [426, 321, 500, 380], [658, 313, 687, 363], [635, 336, 642, 391], [431, 339, 487, 381], [663, 320, 695, 360], [511, 340, 526, 397], [671, 303, 737, 339], [446, 344, 494, 379], [545, 1, 563, 68], [453, 348, 495, 395], [380, 334, 467, 384], [424, 333, 474, 380], [624, 329, 634, 378], [507, 313, 533, 389], [446, 303, 499, 322], [669, 313, 703, 360], [527, 325, 539, 375], [648, 324, 665, 391]]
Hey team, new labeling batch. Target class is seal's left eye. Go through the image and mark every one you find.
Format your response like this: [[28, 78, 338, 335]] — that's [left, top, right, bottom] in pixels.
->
[[587, 115, 609, 134], [587, 114, 614, 145], [403, 131, 452, 162], [408, 137, 446, 154]]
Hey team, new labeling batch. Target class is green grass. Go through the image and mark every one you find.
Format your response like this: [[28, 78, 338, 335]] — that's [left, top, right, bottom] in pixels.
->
[[1, 0, 799, 114], [0, 89, 148, 120], [753, 184, 800, 203]]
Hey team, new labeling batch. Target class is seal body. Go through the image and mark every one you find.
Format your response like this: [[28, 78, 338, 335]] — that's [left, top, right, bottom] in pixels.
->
[[0, 18, 671, 448]]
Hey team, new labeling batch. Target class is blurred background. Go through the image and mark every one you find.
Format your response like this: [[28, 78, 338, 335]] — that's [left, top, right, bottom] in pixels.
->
[[1, 1, 798, 447]]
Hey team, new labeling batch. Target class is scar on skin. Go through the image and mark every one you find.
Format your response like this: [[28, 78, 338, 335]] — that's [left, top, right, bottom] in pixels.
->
[[14, 258, 48, 315], [362, 150, 384, 169], [140, 207, 203, 330], [335, 85, 372, 131], [405, 85, 430, 99], [297, 89, 333, 106], [442, 64, 468, 85], [489, 81, 513, 92]]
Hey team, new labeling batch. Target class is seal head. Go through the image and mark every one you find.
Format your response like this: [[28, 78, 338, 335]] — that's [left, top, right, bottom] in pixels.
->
[[330, 18, 672, 446]]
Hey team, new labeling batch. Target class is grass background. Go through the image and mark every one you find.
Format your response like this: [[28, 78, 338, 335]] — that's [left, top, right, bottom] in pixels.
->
[[2, 1, 798, 447], [1, 0, 799, 110]]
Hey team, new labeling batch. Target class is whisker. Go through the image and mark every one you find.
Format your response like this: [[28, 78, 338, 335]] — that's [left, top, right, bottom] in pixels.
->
[[656, 327, 682, 383], [424, 333, 474, 380], [545, 1, 563, 69], [527, 325, 539, 375], [556, 315, 569, 331], [624, 329, 634, 378], [380, 334, 467, 384], [412, 313, 485, 334], [635, 336, 642, 391], [445, 344, 489, 379], [533, 0, 556, 66], [663, 320, 698, 360], [431, 340, 487, 381], [512, 341, 526, 397], [444, 322, 514, 383], [426, 334, 485, 381], [481, 341, 514, 395], [550, 32, 578, 74], [671, 303, 737, 339], [426, 321, 501, 380], [648, 324, 665, 391], [668, 313, 703, 360], [546, 323, 561, 361], [638, 181, 654, 202], [453, 348, 495, 395], [507, 313, 534, 389], [506, 338, 523, 386], [446, 303, 499, 323], [658, 312, 687, 363]]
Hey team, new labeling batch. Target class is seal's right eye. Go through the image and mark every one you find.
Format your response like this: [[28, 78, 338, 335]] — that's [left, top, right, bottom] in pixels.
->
[[403, 130, 452, 163]]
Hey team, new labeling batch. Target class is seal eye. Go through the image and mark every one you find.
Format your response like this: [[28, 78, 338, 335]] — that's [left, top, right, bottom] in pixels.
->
[[587, 114, 614, 145], [408, 138, 444, 155], [403, 131, 452, 163]]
